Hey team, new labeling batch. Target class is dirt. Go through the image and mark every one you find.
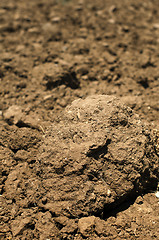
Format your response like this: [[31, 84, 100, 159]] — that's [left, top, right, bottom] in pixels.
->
[[0, 0, 159, 239]]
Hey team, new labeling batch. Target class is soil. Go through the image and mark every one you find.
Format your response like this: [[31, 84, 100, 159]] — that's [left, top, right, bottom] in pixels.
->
[[0, 0, 159, 239]]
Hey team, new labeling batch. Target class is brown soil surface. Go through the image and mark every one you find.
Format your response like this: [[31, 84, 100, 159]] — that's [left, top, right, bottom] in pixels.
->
[[0, 0, 159, 239]]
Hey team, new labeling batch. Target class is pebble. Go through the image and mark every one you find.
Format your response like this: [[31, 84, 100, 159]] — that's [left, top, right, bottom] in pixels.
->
[[3, 105, 22, 125], [155, 191, 159, 198]]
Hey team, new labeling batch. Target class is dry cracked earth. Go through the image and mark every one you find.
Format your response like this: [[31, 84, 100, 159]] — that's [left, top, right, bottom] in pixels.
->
[[0, 0, 159, 239]]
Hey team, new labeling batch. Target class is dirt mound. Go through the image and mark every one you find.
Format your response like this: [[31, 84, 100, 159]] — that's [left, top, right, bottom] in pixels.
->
[[38, 95, 158, 218]]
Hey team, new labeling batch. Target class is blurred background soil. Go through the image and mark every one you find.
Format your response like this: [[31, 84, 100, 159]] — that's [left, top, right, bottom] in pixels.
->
[[0, 0, 159, 239]]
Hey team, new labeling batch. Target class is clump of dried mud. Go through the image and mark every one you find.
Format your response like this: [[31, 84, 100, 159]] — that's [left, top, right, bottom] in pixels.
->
[[39, 95, 158, 219]]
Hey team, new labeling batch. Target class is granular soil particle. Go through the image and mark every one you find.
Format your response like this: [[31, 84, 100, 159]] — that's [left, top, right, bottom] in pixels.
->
[[0, 0, 159, 239]]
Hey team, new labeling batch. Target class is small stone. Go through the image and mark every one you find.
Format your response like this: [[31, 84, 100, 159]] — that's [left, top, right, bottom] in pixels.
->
[[17, 114, 40, 130], [78, 216, 96, 237], [14, 150, 28, 161], [51, 17, 61, 23], [107, 189, 111, 197], [28, 27, 39, 33], [155, 191, 159, 198], [3, 105, 23, 125]]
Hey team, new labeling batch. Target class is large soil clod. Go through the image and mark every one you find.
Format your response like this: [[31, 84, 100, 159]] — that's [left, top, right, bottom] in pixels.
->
[[38, 95, 158, 218]]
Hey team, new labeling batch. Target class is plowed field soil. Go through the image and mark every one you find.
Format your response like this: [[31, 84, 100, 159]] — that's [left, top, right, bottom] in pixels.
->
[[0, 0, 159, 239]]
